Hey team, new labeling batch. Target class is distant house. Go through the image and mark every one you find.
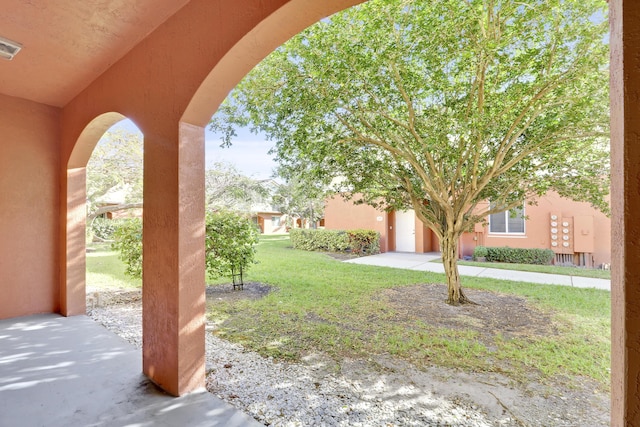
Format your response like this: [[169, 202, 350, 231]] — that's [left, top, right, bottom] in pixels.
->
[[249, 204, 317, 234], [248, 179, 286, 234], [252, 208, 287, 234], [94, 202, 142, 220], [324, 192, 611, 268], [93, 186, 142, 220], [250, 179, 323, 234]]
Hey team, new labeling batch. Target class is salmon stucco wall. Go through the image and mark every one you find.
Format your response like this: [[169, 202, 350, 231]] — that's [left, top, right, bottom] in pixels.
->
[[324, 195, 390, 252], [482, 192, 611, 266], [0, 94, 61, 319], [415, 219, 439, 253]]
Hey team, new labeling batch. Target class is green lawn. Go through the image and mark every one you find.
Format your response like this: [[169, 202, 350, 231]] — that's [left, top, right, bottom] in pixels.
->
[[87, 237, 611, 389], [210, 237, 611, 389], [444, 259, 612, 280], [86, 243, 141, 289]]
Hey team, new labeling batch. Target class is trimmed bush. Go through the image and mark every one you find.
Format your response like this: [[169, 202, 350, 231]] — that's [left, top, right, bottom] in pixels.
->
[[347, 229, 380, 256], [473, 245, 488, 260], [482, 246, 554, 265], [290, 229, 350, 252], [290, 228, 380, 256]]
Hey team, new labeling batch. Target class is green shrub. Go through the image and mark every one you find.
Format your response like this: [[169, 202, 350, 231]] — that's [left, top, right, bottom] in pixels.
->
[[290, 228, 380, 256], [91, 217, 128, 241], [483, 246, 554, 265], [347, 229, 380, 256], [473, 245, 488, 260], [205, 211, 260, 280], [289, 229, 350, 252], [111, 218, 143, 278], [110, 212, 260, 281]]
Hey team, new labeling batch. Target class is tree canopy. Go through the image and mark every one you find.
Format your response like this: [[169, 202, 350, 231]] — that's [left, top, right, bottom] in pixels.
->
[[86, 129, 143, 221], [205, 161, 268, 212], [210, 0, 610, 304], [271, 167, 326, 229]]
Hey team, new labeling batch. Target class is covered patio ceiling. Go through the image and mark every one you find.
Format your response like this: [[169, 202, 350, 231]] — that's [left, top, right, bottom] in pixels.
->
[[0, 0, 189, 106]]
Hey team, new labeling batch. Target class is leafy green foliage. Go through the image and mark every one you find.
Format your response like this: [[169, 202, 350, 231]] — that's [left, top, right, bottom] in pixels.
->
[[111, 218, 143, 278], [110, 212, 260, 281], [211, 0, 610, 304], [289, 229, 350, 252], [87, 130, 143, 221], [483, 246, 555, 265], [205, 161, 268, 212], [205, 211, 260, 279], [290, 228, 380, 255], [457, 259, 611, 279], [272, 171, 326, 229], [472, 245, 489, 259], [86, 243, 141, 289], [91, 217, 128, 241], [346, 229, 381, 256]]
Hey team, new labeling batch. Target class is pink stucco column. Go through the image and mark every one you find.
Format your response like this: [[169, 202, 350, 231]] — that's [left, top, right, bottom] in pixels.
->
[[610, 0, 640, 424], [61, 167, 88, 316], [142, 122, 206, 396]]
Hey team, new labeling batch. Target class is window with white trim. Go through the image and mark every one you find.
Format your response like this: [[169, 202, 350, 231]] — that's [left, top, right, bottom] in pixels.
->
[[489, 205, 525, 234], [272, 216, 281, 227]]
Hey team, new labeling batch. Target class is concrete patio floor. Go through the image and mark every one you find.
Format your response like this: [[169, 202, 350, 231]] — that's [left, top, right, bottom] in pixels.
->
[[345, 252, 611, 291], [0, 314, 261, 427]]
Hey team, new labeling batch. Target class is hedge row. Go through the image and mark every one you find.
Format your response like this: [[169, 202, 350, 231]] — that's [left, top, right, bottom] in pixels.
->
[[289, 228, 380, 256], [473, 245, 554, 265]]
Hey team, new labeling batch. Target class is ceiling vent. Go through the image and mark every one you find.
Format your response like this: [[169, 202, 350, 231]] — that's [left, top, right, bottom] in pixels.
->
[[0, 36, 22, 60]]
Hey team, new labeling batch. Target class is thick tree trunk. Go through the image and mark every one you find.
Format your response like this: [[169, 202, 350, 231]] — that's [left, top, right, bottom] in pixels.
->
[[440, 231, 472, 305]]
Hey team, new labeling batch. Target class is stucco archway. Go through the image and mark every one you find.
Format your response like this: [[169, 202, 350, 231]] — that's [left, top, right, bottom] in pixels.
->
[[181, 0, 624, 412], [181, 0, 365, 127], [62, 112, 134, 316]]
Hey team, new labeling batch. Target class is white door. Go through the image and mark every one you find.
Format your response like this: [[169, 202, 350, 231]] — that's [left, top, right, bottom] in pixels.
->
[[395, 210, 416, 252]]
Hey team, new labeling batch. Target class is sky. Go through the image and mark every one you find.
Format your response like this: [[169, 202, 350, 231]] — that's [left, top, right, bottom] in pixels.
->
[[205, 126, 277, 180], [111, 119, 277, 180]]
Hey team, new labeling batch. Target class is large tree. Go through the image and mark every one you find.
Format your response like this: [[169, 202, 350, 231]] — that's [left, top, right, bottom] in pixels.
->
[[210, 0, 610, 304], [272, 166, 326, 229], [205, 161, 268, 212], [87, 129, 143, 222]]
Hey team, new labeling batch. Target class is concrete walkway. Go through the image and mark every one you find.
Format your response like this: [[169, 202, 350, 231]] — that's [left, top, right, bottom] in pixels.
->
[[345, 252, 611, 291], [0, 314, 261, 427]]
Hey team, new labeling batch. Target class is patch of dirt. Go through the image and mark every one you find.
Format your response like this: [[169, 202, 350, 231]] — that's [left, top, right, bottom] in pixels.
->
[[331, 353, 610, 427], [86, 289, 141, 310], [87, 282, 273, 309], [205, 282, 274, 302], [362, 283, 609, 426], [380, 283, 558, 347]]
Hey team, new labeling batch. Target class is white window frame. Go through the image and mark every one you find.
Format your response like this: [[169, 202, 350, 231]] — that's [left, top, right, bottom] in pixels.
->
[[271, 216, 281, 227], [488, 205, 526, 235]]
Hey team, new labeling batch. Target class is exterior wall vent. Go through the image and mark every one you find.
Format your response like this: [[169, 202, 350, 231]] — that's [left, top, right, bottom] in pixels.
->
[[0, 36, 22, 60]]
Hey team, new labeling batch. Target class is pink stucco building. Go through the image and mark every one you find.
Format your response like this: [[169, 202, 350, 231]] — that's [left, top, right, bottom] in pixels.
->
[[325, 191, 611, 267]]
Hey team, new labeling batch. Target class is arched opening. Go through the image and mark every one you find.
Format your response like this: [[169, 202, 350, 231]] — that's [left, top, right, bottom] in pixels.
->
[[85, 122, 144, 318], [168, 0, 612, 424], [63, 113, 142, 316]]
